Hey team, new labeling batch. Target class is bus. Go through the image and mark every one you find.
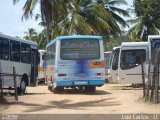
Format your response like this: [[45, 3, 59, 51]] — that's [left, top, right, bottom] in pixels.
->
[[107, 47, 120, 83], [38, 50, 46, 84], [148, 35, 160, 86], [104, 51, 111, 82], [46, 35, 105, 93], [118, 42, 148, 85], [0, 33, 39, 95]]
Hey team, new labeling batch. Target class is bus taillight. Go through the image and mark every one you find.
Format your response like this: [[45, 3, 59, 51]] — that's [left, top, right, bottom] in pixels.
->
[[96, 73, 103, 76], [58, 74, 67, 77]]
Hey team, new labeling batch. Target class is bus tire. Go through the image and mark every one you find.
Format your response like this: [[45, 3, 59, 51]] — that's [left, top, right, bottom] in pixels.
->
[[48, 86, 52, 91], [17, 80, 26, 95], [53, 87, 64, 94], [84, 86, 96, 93]]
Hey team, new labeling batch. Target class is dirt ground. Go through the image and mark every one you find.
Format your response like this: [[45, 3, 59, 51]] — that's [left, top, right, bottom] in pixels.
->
[[1, 84, 160, 116]]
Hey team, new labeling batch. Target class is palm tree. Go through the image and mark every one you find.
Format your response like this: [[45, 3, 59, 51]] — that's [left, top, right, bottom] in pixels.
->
[[14, 0, 130, 40], [24, 28, 37, 40], [102, 0, 130, 29], [33, 31, 47, 49], [53, 0, 125, 37], [128, 0, 160, 41], [13, 0, 66, 41]]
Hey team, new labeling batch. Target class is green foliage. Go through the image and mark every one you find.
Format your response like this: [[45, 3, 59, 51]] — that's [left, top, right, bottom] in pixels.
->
[[14, 0, 129, 42], [103, 34, 128, 51], [24, 28, 47, 49], [128, 0, 160, 41], [134, 0, 160, 21]]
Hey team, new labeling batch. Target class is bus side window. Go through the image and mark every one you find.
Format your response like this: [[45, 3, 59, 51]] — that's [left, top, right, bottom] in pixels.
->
[[0, 38, 9, 60], [42, 54, 45, 60], [21, 43, 31, 63], [10, 40, 20, 62]]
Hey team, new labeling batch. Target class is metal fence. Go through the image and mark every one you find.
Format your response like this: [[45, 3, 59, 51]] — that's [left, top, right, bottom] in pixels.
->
[[141, 49, 160, 103], [0, 66, 18, 102]]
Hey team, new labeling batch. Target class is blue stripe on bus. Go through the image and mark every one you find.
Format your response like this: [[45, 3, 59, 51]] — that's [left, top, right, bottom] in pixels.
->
[[56, 80, 105, 87]]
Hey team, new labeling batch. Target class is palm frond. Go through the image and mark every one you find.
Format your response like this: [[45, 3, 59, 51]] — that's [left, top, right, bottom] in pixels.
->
[[108, 6, 130, 17], [107, 0, 128, 6]]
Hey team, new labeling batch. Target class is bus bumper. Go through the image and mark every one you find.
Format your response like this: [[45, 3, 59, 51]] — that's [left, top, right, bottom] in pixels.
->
[[55, 80, 105, 87]]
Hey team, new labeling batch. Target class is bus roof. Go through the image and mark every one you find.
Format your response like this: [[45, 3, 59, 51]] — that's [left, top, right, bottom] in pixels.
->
[[113, 46, 120, 50], [121, 42, 148, 47], [0, 33, 37, 46], [148, 35, 160, 40], [104, 51, 111, 54], [46, 35, 103, 48]]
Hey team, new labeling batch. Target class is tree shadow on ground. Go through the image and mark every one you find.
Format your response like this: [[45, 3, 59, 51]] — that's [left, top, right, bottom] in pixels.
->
[[8, 98, 121, 112]]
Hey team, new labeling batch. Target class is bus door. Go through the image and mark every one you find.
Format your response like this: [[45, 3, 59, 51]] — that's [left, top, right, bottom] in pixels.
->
[[31, 49, 38, 86], [118, 47, 147, 84], [110, 48, 120, 83]]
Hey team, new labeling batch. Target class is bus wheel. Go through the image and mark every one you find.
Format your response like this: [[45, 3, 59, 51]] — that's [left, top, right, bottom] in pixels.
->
[[84, 86, 96, 93], [53, 87, 64, 94], [17, 80, 26, 95], [48, 86, 52, 91]]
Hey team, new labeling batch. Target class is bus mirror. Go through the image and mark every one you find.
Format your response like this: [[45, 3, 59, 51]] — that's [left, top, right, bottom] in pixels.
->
[[37, 52, 40, 64]]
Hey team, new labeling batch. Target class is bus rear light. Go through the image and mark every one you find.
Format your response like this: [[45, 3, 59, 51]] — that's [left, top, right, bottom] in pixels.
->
[[96, 73, 103, 76], [58, 74, 67, 77]]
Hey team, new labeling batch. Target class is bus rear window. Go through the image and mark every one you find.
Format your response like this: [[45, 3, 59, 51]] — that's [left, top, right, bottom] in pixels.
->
[[60, 38, 100, 60]]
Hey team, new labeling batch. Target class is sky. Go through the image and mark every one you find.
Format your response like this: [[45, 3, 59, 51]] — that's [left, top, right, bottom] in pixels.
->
[[0, 0, 134, 39]]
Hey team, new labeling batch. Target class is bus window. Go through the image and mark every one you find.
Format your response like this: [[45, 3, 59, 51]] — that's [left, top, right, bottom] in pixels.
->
[[10, 40, 20, 62], [60, 38, 100, 60], [0, 38, 9, 60], [112, 48, 120, 70], [120, 49, 146, 70], [104, 52, 111, 69], [21, 43, 31, 63], [42, 54, 45, 60]]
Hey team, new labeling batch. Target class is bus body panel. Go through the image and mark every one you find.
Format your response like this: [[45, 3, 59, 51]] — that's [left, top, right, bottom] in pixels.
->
[[1, 60, 31, 87], [38, 50, 46, 82], [118, 42, 148, 84], [46, 35, 105, 88]]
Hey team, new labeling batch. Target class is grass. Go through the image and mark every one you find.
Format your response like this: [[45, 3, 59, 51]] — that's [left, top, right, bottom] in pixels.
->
[[138, 96, 160, 104]]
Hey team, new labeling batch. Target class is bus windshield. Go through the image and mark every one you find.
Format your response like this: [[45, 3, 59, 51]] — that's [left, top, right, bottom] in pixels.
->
[[120, 49, 146, 70], [60, 38, 100, 60], [111, 48, 120, 70], [151, 39, 160, 64]]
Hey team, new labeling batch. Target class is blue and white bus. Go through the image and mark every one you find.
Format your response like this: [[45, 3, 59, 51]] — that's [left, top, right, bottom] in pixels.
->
[[46, 35, 105, 93]]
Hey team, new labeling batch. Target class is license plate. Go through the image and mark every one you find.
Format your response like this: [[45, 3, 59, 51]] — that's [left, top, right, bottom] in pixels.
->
[[74, 81, 88, 85]]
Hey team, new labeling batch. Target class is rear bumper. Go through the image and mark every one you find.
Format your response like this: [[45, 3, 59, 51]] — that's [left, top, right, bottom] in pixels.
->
[[55, 80, 105, 87]]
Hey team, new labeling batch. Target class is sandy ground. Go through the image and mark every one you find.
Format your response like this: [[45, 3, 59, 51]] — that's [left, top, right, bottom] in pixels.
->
[[0, 84, 160, 115]]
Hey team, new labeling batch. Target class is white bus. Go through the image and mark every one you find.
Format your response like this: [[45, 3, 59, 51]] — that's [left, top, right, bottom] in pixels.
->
[[148, 35, 160, 86], [38, 50, 46, 84], [118, 42, 148, 85], [46, 35, 105, 93], [0, 33, 39, 94], [104, 51, 111, 82], [107, 47, 120, 83]]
